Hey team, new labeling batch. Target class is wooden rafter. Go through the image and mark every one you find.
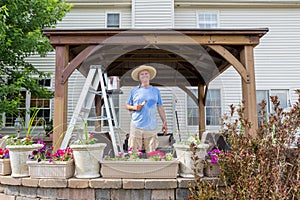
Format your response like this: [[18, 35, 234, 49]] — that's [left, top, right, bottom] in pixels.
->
[[208, 45, 250, 83]]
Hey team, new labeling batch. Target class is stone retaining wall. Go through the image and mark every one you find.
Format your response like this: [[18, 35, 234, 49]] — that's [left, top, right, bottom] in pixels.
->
[[0, 176, 220, 200]]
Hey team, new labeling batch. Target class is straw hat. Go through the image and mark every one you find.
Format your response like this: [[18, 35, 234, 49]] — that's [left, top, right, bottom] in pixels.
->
[[131, 65, 157, 81]]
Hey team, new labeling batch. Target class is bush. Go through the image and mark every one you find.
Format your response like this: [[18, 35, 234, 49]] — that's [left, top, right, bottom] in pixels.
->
[[189, 90, 300, 200]]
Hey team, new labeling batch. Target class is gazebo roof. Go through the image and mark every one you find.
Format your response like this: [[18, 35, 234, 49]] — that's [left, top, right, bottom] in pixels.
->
[[43, 28, 268, 87]]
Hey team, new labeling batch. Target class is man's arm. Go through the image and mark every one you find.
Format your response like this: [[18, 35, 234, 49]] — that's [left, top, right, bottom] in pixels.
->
[[157, 106, 168, 134]]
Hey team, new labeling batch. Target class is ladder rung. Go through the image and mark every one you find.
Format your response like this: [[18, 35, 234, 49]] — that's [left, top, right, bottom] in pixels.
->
[[89, 87, 102, 95], [107, 89, 123, 94], [89, 88, 123, 96], [81, 107, 90, 113], [87, 116, 111, 121]]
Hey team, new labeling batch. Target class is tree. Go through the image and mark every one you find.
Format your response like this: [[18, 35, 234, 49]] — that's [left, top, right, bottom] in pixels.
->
[[0, 1, 72, 123]]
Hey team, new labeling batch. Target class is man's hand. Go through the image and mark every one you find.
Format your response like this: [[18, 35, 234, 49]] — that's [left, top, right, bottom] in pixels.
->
[[162, 122, 168, 135]]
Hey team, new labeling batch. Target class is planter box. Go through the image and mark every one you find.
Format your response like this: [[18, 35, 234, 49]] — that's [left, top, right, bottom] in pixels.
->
[[101, 160, 179, 178], [0, 159, 11, 175], [27, 159, 75, 179], [204, 161, 220, 177]]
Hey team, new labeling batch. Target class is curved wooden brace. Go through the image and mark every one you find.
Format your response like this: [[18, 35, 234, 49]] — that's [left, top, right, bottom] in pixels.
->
[[178, 85, 198, 106], [208, 45, 250, 83], [61, 45, 98, 84]]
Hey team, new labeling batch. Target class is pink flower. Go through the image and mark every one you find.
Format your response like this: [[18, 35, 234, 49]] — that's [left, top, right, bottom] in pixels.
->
[[206, 149, 222, 163], [147, 150, 165, 161]]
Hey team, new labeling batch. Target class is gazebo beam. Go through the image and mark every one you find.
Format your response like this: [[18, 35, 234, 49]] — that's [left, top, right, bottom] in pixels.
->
[[208, 45, 250, 83], [61, 45, 98, 84]]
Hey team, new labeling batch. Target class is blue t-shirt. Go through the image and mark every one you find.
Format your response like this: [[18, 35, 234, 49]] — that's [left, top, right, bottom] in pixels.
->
[[127, 85, 163, 130]]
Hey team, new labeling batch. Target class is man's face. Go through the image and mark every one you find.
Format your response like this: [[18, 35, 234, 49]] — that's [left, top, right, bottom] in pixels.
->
[[138, 70, 150, 82]]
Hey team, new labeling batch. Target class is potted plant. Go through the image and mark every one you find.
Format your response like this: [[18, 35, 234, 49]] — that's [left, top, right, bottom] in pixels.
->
[[27, 142, 74, 179], [173, 134, 209, 177], [6, 108, 44, 177], [100, 149, 179, 178], [204, 149, 221, 177], [0, 147, 11, 175], [70, 132, 106, 178]]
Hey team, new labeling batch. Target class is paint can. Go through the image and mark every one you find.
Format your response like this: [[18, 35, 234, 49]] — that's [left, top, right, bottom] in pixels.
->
[[107, 76, 120, 90]]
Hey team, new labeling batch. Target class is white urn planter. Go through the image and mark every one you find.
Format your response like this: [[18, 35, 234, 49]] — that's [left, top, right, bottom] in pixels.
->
[[173, 143, 209, 178], [70, 143, 106, 178], [6, 144, 43, 177]]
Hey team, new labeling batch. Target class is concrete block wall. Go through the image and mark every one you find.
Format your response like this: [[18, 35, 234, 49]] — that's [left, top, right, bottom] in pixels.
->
[[0, 176, 221, 200]]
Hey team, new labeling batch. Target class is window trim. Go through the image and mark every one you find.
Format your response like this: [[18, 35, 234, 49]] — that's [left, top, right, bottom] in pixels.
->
[[105, 12, 121, 28], [196, 10, 220, 28], [257, 89, 290, 116], [2, 78, 53, 128], [186, 87, 222, 127]]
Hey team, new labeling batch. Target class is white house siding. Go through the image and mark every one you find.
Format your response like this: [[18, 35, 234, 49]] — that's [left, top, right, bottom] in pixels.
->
[[132, 0, 174, 28], [174, 8, 197, 28], [219, 8, 300, 105], [56, 7, 132, 28]]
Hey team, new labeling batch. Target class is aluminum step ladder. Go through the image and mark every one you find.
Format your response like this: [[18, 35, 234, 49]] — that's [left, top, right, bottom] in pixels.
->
[[60, 65, 122, 156]]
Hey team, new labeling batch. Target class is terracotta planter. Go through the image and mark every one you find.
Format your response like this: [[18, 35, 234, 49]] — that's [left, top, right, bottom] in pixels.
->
[[101, 160, 179, 178], [173, 143, 209, 178], [6, 144, 43, 177], [0, 159, 11, 175], [204, 160, 220, 177], [70, 143, 106, 178], [27, 159, 75, 179]]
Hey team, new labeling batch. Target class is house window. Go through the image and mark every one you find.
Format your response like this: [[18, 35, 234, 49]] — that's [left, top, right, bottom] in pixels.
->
[[270, 90, 289, 109], [187, 89, 221, 126], [4, 79, 52, 128], [106, 13, 120, 28], [256, 90, 270, 123], [206, 89, 222, 125], [256, 89, 289, 123], [197, 11, 219, 28]]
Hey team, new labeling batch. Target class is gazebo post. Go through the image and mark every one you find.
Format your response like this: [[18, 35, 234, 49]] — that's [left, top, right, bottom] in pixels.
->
[[198, 83, 206, 139], [241, 45, 258, 138], [53, 45, 69, 150]]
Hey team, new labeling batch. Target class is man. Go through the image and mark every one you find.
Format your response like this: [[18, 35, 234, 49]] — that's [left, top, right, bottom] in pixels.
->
[[126, 65, 168, 153]]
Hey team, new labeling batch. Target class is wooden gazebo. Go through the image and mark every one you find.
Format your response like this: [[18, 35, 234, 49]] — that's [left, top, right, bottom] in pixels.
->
[[43, 28, 268, 148]]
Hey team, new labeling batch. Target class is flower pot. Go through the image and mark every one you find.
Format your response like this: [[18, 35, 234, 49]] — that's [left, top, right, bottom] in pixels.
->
[[101, 160, 179, 178], [173, 143, 209, 178], [6, 144, 43, 177], [0, 159, 11, 175], [204, 160, 220, 177], [27, 159, 75, 179], [70, 143, 106, 178]]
